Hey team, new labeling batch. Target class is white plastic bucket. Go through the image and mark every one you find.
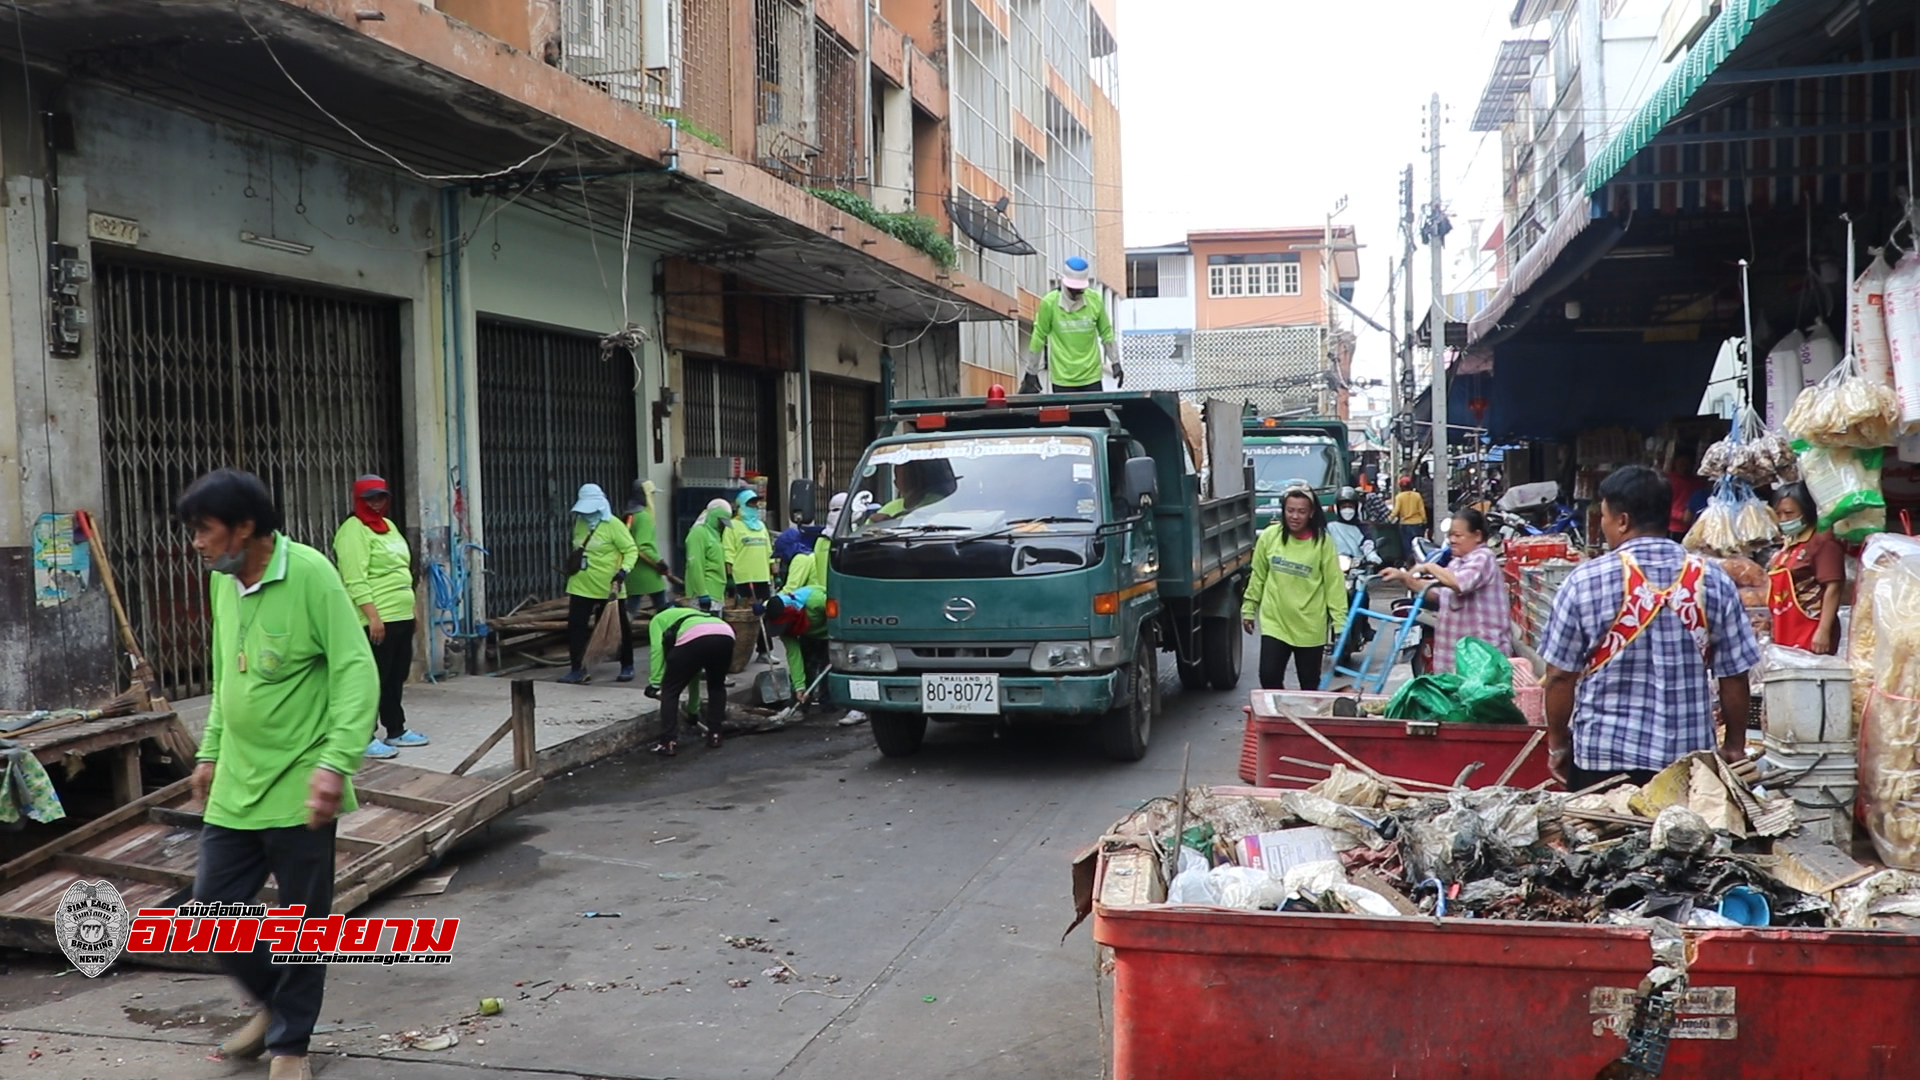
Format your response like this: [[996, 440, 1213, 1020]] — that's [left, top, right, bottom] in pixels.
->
[[1760, 663, 1854, 745]]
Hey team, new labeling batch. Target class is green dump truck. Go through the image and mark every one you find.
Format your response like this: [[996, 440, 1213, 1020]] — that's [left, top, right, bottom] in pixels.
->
[[824, 391, 1255, 762], [1243, 414, 1352, 524]]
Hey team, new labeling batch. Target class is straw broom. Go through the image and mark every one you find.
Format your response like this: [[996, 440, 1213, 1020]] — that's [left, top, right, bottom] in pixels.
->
[[582, 597, 626, 667]]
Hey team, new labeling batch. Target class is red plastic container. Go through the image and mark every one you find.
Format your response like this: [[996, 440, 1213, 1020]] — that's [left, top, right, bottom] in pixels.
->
[[1095, 895, 1920, 1079], [1242, 689, 1551, 790]]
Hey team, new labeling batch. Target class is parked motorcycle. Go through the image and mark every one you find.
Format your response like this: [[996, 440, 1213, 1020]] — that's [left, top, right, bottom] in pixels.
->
[[1334, 539, 1384, 666]]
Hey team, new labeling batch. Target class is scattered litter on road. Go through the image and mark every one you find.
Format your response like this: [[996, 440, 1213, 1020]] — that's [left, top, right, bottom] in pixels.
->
[[658, 872, 700, 881], [727, 978, 752, 989], [779, 989, 857, 1008], [722, 934, 775, 952], [478, 998, 503, 1016], [380, 1028, 460, 1053], [652, 836, 679, 845], [923, 996, 938, 1003], [578, 911, 622, 918]]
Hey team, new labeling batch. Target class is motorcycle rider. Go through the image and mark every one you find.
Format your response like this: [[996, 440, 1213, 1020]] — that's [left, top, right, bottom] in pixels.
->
[[1328, 488, 1374, 645]]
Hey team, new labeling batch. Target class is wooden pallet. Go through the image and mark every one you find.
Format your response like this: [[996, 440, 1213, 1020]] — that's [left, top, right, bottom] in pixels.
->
[[0, 682, 543, 969]]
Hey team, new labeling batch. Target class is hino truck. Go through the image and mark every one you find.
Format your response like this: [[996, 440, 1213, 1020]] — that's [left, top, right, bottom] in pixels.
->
[[823, 389, 1256, 761]]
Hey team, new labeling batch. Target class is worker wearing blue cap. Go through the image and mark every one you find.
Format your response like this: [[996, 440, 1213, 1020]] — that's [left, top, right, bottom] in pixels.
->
[[1020, 256, 1120, 394]]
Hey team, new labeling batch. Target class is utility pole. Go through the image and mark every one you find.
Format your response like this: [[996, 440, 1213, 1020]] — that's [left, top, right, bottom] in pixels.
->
[[1427, 94, 1448, 542], [1400, 164, 1416, 486], [1385, 256, 1399, 482]]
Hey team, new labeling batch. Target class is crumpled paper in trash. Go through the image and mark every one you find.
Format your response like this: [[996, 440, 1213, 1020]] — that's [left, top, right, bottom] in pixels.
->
[[1834, 869, 1920, 928]]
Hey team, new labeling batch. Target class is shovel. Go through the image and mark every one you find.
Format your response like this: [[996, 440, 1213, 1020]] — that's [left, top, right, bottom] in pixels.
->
[[753, 623, 792, 705], [767, 667, 832, 728]]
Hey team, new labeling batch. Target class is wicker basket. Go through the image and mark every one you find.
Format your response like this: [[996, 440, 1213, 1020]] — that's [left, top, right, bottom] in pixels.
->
[[723, 609, 763, 674]]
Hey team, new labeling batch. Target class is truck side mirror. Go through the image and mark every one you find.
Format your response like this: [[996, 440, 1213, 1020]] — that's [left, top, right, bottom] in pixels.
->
[[1123, 456, 1159, 510], [788, 479, 817, 525]]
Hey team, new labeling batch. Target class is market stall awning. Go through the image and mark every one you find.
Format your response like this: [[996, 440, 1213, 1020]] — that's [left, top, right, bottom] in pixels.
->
[[1582, 0, 1791, 195], [1465, 195, 1624, 346], [1484, 340, 1721, 443]]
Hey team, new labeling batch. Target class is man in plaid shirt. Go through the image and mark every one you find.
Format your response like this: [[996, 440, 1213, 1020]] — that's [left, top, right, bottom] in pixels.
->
[[1538, 466, 1760, 790]]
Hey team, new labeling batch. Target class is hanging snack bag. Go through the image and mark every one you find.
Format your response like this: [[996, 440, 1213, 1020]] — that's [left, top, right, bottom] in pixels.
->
[[1799, 319, 1842, 387], [1887, 251, 1920, 424], [1784, 356, 1901, 449], [1853, 250, 1895, 387], [1793, 440, 1886, 532], [1764, 330, 1806, 430]]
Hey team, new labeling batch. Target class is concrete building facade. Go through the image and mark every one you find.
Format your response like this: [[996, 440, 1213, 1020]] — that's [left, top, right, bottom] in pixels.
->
[[0, 0, 1023, 708]]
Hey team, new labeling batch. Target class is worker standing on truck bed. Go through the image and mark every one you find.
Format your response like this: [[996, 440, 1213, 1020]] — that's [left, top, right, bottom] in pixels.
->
[[1020, 256, 1120, 394], [1538, 466, 1759, 791]]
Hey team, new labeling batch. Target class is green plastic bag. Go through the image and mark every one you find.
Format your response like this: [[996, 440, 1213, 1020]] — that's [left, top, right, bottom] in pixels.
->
[[1383, 636, 1528, 725]]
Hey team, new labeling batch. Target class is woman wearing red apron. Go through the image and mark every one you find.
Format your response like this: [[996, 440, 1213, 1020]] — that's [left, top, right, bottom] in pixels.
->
[[1766, 483, 1845, 654]]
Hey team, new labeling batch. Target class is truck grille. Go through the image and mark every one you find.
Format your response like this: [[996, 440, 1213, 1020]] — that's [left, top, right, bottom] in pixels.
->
[[896, 645, 1032, 670]]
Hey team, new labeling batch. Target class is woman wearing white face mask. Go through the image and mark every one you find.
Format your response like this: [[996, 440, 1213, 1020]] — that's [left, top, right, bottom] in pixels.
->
[[1766, 483, 1844, 655]]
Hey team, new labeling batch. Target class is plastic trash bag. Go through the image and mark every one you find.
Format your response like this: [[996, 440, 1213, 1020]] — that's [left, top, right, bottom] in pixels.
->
[[1385, 637, 1527, 725]]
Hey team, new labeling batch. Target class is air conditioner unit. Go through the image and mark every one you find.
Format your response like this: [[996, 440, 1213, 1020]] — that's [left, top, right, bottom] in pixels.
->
[[641, 0, 675, 70], [1658, 0, 1720, 62]]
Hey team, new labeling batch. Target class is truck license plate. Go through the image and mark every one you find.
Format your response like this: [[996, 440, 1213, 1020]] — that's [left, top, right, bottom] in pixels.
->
[[920, 673, 999, 715]]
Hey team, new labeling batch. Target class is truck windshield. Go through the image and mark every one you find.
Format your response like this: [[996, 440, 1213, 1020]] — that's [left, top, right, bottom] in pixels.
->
[[1248, 441, 1337, 493], [841, 434, 1103, 538]]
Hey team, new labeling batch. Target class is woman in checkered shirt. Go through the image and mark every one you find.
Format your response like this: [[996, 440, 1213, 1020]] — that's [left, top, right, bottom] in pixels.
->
[[1380, 508, 1512, 674]]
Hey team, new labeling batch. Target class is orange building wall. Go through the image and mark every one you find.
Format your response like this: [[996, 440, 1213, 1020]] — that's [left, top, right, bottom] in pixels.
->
[[1190, 235, 1331, 332], [1092, 84, 1123, 300]]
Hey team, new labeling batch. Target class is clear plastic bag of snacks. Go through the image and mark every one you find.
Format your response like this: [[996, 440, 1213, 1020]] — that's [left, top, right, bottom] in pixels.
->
[[1856, 533, 1920, 869], [1784, 356, 1902, 448]]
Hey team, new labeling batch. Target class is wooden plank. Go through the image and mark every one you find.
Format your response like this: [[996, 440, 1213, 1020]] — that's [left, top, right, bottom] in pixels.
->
[[451, 716, 515, 777], [356, 761, 491, 801], [338, 806, 435, 845], [53, 853, 194, 890], [511, 679, 536, 774], [110, 743, 143, 805], [355, 789, 456, 816], [25, 716, 174, 762], [0, 779, 191, 885]]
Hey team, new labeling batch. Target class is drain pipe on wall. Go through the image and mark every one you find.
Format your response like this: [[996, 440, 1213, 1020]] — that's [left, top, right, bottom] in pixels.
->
[[796, 302, 813, 502], [665, 117, 680, 174], [437, 186, 475, 675]]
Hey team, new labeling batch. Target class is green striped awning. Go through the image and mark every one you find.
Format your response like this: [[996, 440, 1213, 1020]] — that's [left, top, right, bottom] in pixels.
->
[[1583, 0, 1788, 195]]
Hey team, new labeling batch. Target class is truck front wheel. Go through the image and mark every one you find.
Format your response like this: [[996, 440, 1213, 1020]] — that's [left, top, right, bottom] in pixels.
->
[[870, 713, 928, 757], [1202, 616, 1242, 690], [1100, 649, 1155, 762]]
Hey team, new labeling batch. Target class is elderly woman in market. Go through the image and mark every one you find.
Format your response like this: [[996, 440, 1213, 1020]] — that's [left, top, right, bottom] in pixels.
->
[[1767, 482, 1845, 655], [1380, 507, 1512, 675], [332, 474, 426, 759], [559, 483, 638, 685]]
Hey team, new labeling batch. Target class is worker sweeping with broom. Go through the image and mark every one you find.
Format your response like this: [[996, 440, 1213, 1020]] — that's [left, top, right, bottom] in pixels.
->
[[763, 586, 829, 710], [559, 484, 638, 685]]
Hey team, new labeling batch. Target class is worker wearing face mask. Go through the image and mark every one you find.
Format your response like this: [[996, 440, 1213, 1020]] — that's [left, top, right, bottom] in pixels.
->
[[1020, 256, 1120, 394]]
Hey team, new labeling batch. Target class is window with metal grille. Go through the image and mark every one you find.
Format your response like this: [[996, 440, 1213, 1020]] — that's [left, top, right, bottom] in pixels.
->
[[95, 259, 404, 701], [476, 320, 638, 615], [682, 357, 778, 473], [809, 377, 875, 496]]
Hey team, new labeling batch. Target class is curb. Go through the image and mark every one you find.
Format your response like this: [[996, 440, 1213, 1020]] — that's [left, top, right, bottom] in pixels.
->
[[469, 681, 771, 782]]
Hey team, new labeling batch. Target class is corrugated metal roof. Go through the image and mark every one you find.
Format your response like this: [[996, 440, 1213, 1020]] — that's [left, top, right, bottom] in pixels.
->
[[1582, 0, 1790, 194], [1471, 39, 1550, 132]]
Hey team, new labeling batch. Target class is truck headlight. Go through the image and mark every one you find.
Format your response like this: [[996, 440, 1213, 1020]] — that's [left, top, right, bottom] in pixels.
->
[[1031, 641, 1092, 672], [830, 642, 897, 673]]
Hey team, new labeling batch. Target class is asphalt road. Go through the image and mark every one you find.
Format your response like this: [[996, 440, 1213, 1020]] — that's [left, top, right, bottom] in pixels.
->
[[0, 634, 1260, 1080]]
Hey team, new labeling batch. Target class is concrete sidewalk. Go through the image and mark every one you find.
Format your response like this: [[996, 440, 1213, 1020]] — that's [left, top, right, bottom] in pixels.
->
[[171, 648, 800, 781]]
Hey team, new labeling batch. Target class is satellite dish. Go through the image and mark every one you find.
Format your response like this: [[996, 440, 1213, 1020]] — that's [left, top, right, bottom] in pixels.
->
[[946, 192, 1037, 256]]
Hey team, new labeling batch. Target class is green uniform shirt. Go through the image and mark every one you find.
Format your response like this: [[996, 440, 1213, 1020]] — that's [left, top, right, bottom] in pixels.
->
[[684, 515, 730, 603], [1028, 289, 1115, 388], [724, 518, 773, 585], [567, 518, 639, 599], [648, 607, 729, 686], [332, 516, 414, 625], [782, 536, 830, 593], [199, 535, 375, 830], [624, 509, 667, 596], [1242, 525, 1347, 647]]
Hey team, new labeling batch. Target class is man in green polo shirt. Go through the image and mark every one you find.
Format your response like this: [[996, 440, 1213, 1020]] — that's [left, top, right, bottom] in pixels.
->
[[179, 469, 376, 1080], [1020, 255, 1121, 394]]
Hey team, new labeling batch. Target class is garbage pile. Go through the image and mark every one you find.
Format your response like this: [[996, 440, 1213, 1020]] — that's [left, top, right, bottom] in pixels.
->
[[1097, 755, 1920, 933]]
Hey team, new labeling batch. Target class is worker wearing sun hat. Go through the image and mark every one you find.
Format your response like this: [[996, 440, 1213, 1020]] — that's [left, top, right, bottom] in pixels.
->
[[1021, 255, 1120, 394]]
